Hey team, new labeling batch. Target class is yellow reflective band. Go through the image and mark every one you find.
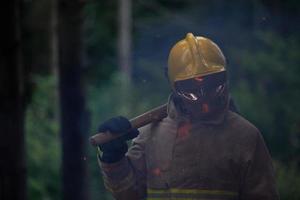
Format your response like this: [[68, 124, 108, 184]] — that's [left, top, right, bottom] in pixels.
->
[[105, 170, 135, 193], [147, 188, 238, 200], [147, 188, 237, 196], [147, 199, 232, 200]]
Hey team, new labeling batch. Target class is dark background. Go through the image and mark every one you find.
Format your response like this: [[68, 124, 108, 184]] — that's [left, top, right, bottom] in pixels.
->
[[0, 0, 299, 199]]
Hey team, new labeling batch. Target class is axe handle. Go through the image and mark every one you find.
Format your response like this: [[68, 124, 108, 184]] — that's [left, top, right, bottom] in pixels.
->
[[89, 104, 168, 146]]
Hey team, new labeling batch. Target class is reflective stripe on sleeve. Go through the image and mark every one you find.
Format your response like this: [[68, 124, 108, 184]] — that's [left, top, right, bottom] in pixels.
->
[[104, 169, 136, 193], [147, 188, 238, 200]]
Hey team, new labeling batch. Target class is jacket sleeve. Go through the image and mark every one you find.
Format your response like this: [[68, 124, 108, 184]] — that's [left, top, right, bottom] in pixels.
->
[[239, 131, 280, 200], [98, 125, 151, 200]]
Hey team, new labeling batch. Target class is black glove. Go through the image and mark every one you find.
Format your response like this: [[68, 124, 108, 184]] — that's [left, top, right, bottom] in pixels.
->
[[97, 116, 139, 163]]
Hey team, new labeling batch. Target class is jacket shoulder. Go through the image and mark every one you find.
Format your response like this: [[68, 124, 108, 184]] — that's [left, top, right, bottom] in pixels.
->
[[227, 111, 260, 136], [133, 119, 164, 146], [226, 111, 263, 158]]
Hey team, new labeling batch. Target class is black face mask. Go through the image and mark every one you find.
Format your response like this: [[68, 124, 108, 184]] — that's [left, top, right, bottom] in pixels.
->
[[173, 72, 228, 119]]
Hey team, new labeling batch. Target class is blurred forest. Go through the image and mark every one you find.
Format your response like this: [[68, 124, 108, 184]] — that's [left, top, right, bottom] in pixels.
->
[[0, 0, 299, 200]]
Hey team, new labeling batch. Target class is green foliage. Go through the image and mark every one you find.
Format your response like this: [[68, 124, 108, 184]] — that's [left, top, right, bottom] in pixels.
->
[[26, 75, 61, 200], [230, 32, 300, 160], [87, 66, 169, 132], [275, 161, 300, 200], [84, 1, 118, 86], [229, 32, 300, 199]]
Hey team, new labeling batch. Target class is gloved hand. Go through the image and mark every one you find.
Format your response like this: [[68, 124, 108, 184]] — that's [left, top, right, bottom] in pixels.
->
[[97, 116, 139, 163]]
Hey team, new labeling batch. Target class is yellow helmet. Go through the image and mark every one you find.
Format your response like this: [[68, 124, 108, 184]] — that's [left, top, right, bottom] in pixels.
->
[[167, 33, 226, 88]]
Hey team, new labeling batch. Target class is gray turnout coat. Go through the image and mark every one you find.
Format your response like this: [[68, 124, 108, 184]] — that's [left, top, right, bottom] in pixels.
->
[[99, 97, 279, 200]]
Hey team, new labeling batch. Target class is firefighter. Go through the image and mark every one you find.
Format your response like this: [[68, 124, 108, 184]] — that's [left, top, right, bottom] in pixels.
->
[[97, 33, 279, 200]]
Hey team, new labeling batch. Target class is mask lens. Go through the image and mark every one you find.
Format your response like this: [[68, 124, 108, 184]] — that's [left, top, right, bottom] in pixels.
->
[[212, 84, 226, 97], [177, 83, 226, 101], [178, 92, 198, 101]]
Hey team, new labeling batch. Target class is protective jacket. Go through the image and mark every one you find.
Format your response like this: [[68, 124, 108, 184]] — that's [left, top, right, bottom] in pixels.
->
[[99, 96, 279, 200]]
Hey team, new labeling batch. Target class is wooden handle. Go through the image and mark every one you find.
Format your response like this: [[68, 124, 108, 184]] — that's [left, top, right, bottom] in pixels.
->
[[89, 104, 168, 146]]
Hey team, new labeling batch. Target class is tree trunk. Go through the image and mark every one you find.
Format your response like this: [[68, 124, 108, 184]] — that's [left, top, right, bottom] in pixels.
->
[[57, 1, 88, 200], [50, 0, 59, 75], [118, 0, 133, 114], [50, 0, 60, 122], [0, 0, 27, 200], [118, 0, 132, 80]]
